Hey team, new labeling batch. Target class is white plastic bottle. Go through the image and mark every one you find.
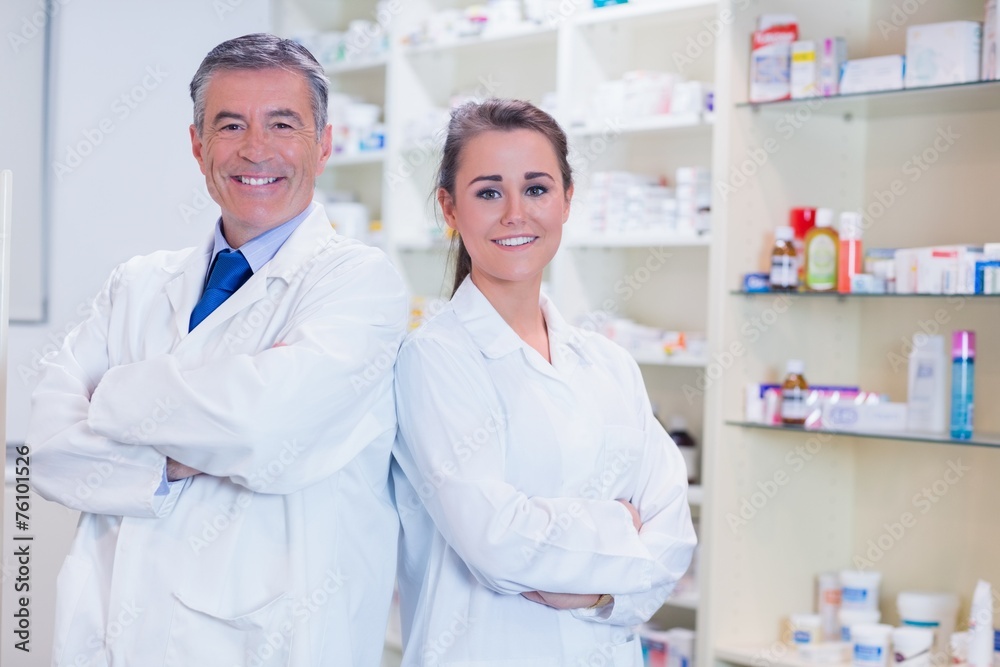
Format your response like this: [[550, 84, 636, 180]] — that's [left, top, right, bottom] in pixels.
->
[[906, 334, 947, 433]]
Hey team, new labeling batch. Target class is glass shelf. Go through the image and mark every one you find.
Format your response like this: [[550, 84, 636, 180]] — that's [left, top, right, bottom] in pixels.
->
[[726, 420, 1000, 450], [736, 79, 1000, 119], [730, 290, 1000, 298]]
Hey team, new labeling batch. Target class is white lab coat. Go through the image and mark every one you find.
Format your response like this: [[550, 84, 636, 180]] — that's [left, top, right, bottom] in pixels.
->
[[29, 205, 408, 667], [392, 278, 697, 667]]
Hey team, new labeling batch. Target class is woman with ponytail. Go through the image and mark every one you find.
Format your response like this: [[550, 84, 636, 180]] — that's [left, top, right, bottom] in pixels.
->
[[391, 98, 696, 667]]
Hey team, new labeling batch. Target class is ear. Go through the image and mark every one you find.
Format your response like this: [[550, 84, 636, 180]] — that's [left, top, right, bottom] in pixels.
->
[[438, 187, 458, 231], [562, 183, 574, 225], [315, 124, 333, 174], [190, 125, 207, 175]]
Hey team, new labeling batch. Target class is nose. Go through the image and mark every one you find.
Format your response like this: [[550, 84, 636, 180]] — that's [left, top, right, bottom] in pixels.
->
[[502, 194, 526, 226], [237, 124, 272, 163]]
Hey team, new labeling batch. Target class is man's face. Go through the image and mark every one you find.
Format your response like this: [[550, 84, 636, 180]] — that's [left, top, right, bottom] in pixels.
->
[[191, 68, 331, 246]]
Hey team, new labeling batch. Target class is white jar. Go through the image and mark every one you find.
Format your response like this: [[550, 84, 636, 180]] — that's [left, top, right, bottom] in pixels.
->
[[841, 570, 882, 611], [852, 623, 893, 667], [840, 609, 882, 642], [791, 613, 824, 645], [892, 627, 935, 667]]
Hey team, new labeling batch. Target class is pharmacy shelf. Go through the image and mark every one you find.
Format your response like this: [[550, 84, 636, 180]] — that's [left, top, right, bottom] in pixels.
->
[[572, 0, 717, 27], [565, 233, 711, 249], [402, 23, 557, 56], [664, 589, 700, 610], [393, 236, 451, 251], [731, 290, 1000, 298], [631, 350, 708, 367], [569, 112, 714, 138], [737, 79, 1000, 119], [325, 54, 388, 75], [326, 150, 386, 168], [726, 420, 1000, 450], [687, 484, 703, 507], [716, 644, 848, 667]]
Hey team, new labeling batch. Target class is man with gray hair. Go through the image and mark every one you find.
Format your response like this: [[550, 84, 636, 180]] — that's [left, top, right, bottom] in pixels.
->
[[29, 33, 407, 666]]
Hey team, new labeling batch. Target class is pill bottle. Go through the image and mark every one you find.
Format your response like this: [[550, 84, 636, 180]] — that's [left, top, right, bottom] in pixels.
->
[[770, 225, 799, 291], [780, 359, 809, 425]]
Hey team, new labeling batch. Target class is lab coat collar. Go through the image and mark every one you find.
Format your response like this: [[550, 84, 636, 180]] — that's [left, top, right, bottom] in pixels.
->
[[164, 202, 334, 339], [451, 277, 588, 371]]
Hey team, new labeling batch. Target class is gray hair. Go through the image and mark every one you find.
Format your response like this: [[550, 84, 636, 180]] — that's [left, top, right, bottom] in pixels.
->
[[190, 33, 328, 139]]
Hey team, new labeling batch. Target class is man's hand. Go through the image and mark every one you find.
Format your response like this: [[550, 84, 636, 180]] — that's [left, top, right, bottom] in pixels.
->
[[617, 498, 642, 532], [521, 590, 603, 610], [166, 458, 202, 482]]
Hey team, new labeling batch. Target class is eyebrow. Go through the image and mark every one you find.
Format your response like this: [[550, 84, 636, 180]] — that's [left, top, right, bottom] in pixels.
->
[[467, 172, 555, 187], [211, 109, 306, 126]]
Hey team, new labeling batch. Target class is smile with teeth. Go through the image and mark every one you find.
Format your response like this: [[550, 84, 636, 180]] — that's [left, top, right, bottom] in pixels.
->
[[494, 236, 538, 247], [237, 176, 279, 186]]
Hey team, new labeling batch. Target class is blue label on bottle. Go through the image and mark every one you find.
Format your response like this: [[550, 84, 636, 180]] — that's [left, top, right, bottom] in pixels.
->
[[842, 586, 868, 603], [794, 630, 811, 644], [854, 645, 883, 662]]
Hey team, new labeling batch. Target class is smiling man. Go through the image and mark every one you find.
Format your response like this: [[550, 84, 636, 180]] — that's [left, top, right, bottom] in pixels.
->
[[28, 34, 407, 667]]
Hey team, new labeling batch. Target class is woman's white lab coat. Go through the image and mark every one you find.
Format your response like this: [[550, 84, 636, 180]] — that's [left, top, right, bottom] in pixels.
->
[[28, 205, 408, 667], [392, 278, 697, 667]]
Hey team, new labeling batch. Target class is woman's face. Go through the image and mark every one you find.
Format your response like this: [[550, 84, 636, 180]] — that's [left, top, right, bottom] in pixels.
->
[[439, 129, 572, 291]]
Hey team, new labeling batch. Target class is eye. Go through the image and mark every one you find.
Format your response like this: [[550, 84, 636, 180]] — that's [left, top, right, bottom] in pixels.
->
[[526, 185, 548, 197], [476, 188, 501, 200], [220, 123, 243, 132], [273, 122, 294, 130]]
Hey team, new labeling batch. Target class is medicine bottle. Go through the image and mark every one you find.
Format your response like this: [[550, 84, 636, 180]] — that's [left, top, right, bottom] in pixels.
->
[[949, 330, 975, 439], [804, 208, 838, 291], [770, 225, 798, 292], [837, 212, 863, 293], [781, 359, 809, 426]]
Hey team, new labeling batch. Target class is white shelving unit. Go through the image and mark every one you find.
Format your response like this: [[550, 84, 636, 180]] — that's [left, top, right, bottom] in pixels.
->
[[703, 4, 1000, 667]]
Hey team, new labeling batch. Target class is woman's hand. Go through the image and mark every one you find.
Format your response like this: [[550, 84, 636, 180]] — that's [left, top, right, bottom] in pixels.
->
[[617, 498, 642, 532], [521, 590, 603, 610]]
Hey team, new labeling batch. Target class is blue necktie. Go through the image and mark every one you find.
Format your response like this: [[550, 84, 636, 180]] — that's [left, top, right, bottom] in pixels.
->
[[189, 249, 253, 331]]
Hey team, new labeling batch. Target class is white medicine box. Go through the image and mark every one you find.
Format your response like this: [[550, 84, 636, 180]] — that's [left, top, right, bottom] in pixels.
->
[[905, 21, 982, 88], [985, 0, 999, 81]]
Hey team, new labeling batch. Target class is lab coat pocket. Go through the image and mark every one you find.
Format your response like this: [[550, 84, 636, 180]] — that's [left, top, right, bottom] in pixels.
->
[[609, 635, 643, 667], [164, 592, 293, 667], [601, 425, 646, 500]]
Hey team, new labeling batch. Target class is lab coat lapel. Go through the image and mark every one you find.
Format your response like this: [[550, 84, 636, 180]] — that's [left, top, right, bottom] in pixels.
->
[[261, 204, 336, 283], [164, 245, 212, 341]]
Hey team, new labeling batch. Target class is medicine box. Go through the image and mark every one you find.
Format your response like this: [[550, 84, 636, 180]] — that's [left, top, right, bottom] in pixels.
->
[[839, 55, 905, 94], [905, 21, 982, 88], [750, 18, 799, 102], [818, 37, 848, 96], [821, 401, 909, 433], [791, 40, 818, 98], [985, 0, 999, 80]]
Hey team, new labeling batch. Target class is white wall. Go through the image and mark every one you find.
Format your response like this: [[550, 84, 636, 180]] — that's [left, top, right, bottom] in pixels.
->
[[3, 1, 271, 664], [1, 0, 47, 322]]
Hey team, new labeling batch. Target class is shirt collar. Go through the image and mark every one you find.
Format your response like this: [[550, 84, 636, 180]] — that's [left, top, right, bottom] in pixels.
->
[[451, 276, 588, 368], [211, 202, 317, 273]]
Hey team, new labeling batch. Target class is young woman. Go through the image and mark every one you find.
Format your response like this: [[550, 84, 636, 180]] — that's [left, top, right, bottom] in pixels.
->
[[392, 98, 696, 667]]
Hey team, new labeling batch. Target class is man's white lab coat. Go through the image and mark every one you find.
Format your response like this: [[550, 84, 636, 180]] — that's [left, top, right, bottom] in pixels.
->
[[28, 205, 408, 667]]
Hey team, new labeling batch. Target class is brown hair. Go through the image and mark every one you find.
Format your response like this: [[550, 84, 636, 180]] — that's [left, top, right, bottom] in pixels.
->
[[436, 99, 573, 296]]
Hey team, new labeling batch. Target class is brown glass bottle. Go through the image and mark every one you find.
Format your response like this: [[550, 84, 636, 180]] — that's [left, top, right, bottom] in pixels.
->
[[769, 225, 799, 292], [780, 359, 809, 425]]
